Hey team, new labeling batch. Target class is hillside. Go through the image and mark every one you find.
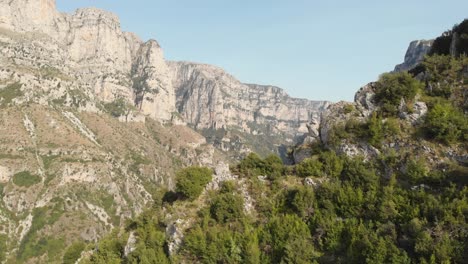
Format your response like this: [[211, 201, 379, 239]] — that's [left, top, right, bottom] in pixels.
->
[[0, 0, 329, 263], [75, 20, 468, 264], [0, 0, 467, 263]]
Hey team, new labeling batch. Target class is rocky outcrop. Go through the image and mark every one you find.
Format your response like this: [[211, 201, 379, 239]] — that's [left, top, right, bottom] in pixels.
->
[[132, 40, 176, 121], [169, 61, 330, 138], [394, 40, 433, 72]]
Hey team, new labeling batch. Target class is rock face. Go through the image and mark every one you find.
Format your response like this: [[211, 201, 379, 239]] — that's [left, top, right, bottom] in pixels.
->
[[1, 0, 329, 137], [132, 40, 176, 121], [394, 40, 433, 72], [169, 61, 330, 139]]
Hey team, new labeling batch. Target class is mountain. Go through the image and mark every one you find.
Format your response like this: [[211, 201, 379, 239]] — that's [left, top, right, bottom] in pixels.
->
[[0, 0, 330, 262], [82, 19, 468, 264]]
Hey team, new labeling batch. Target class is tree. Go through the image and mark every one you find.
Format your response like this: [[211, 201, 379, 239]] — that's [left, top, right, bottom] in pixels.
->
[[63, 241, 86, 264], [319, 151, 344, 178], [210, 192, 244, 223], [374, 72, 422, 116], [176, 166, 213, 201], [423, 102, 467, 144], [260, 214, 315, 263], [296, 158, 323, 178]]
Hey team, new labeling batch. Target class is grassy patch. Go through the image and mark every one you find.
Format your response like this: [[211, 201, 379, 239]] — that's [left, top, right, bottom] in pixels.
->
[[17, 199, 65, 261], [0, 82, 22, 106], [41, 155, 59, 170], [0, 234, 7, 262], [0, 153, 23, 159], [12, 171, 41, 187]]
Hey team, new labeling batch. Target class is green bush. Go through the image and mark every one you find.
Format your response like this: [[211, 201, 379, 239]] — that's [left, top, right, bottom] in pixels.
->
[[296, 158, 323, 178], [0, 82, 22, 106], [374, 72, 422, 116], [319, 151, 344, 178], [176, 166, 212, 201], [405, 158, 429, 184], [423, 103, 467, 144], [12, 171, 41, 187], [237, 153, 284, 179], [260, 214, 318, 263], [0, 234, 6, 262], [104, 98, 131, 118], [210, 192, 244, 223], [62, 241, 86, 264]]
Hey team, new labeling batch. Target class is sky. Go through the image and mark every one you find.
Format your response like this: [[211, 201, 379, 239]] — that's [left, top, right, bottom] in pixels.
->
[[56, 1, 468, 102]]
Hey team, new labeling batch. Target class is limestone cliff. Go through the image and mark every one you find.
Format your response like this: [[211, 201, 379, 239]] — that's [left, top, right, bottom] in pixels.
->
[[394, 40, 433, 72], [169, 61, 330, 140]]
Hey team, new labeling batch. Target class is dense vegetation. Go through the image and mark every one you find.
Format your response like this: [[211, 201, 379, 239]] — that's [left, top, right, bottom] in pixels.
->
[[430, 19, 468, 56], [78, 141, 468, 264]]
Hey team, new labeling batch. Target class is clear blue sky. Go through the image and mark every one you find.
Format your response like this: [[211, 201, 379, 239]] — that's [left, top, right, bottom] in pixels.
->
[[56, 0, 467, 102]]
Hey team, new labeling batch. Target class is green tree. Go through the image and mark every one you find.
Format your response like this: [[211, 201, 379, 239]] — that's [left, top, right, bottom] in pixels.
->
[[319, 151, 344, 178], [423, 102, 467, 144], [210, 192, 244, 223], [296, 158, 323, 178], [175, 166, 213, 200], [63, 241, 86, 264], [374, 72, 422, 116]]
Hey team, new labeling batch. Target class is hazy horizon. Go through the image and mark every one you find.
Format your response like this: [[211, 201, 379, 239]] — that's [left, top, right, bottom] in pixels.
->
[[57, 0, 468, 102]]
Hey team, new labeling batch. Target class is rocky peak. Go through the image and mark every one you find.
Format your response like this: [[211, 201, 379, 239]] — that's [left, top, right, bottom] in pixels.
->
[[72, 8, 121, 31], [0, 0, 58, 33], [394, 40, 433, 72]]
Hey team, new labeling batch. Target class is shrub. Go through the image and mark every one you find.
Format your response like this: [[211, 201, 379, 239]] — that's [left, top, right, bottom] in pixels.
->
[[260, 214, 316, 263], [0, 234, 6, 262], [63, 241, 86, 264], [237, 153, 284, 179], [296, 158, 323, 178], [104, 98, 130, 118], [374, 72, 422, 116], [423, 103, 467, 144], [12, 171, 41, 187], [367, 112, 384, 147], [263, 154, 284, 180], [175, 166, 212, 201], [319, 151, 344, 178], [0, 82, 22, 106], [210, 192, 244, 223], [405, 158, 429, 184]]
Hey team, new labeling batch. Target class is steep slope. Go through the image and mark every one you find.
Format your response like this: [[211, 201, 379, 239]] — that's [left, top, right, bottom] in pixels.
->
[[0, 0, 331, 262]]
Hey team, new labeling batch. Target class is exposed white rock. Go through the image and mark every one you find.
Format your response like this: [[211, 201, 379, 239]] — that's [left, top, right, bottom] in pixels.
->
[[169, 61, 330, 137], [85, 202, 113, 228], [0, 165, 12, 183], [394, 40, 433, 72], [59, 163, 97, 185], [124, 231, 137, 257], [354, 82, 377, 117], [399, 101, 428, 124], [132, 40, 176, 121], [16, 213, 33, 243], [62, 111, 100, 146]]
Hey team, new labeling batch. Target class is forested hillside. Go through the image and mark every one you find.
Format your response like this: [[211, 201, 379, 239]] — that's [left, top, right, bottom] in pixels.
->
[[71, 21, 468, 264]]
